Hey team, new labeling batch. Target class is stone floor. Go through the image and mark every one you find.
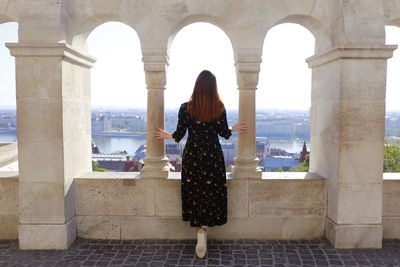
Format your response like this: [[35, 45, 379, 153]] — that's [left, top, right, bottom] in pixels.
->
[[1, 238, 400, 266]]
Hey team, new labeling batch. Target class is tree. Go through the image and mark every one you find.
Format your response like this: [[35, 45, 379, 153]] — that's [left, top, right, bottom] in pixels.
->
[[226, 165, 233, 172], [384, 139, 400, 172], [92, 161, 109, 172], [111, 150, 128, 155], [290, 154, 309, 172]]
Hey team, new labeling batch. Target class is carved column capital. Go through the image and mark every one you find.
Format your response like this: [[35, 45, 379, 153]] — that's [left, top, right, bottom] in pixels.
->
[[142, 55, 168, 91], [235, 51, 262, 90]]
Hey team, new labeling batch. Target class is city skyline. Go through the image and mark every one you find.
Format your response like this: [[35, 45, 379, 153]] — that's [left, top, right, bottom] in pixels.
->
[[1, 22, 400, 110]]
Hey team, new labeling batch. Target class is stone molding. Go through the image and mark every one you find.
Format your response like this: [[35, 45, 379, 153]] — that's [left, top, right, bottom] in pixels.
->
[[235, 58, 262, 73], [6, 43, 96, 69], [142, 56, 169, 72], [325, 216, 382, 249], [19, 217, 77, 250], [306, 45, 398, 68], [235, 53, 262, 90]]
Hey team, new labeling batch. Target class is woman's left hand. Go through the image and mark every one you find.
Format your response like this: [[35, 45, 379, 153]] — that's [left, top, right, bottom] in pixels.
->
[[154, 127, 171, 139], [231, 122, 247, 133]]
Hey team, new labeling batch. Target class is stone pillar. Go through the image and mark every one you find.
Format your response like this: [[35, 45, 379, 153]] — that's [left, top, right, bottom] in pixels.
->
[[231, 53, 262, 179], [140, 55, 169, 178], [307, 45, 397, 248], [7, 43, 95, 249]]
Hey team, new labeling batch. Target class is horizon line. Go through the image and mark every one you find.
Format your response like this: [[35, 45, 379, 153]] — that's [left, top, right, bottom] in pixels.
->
[[2, 106, 400, 113]]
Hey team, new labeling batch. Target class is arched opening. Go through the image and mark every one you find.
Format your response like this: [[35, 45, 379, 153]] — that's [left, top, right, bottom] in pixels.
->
[[166, 22, 237, 172], [384, 25, 400, 173], [87, 22, 146, 172], [0, 22, 18, 144], [258, 23, 315, 172]]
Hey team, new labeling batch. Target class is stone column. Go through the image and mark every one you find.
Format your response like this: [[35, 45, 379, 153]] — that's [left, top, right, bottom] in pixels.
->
[[7, 43, 95, 249], [231, 53, 262, 179], [140, 55, 169, 178], [307, 45, 397, 248]]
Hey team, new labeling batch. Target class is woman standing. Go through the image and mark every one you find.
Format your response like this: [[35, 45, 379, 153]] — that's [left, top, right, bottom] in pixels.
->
[[154, 70, 246, 258]]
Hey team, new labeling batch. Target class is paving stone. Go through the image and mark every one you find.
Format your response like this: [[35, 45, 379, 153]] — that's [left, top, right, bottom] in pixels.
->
[[2, 238, 400, 266]]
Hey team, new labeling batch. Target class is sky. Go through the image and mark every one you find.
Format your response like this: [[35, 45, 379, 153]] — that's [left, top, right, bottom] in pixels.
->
[[1, 22, 400, 111]]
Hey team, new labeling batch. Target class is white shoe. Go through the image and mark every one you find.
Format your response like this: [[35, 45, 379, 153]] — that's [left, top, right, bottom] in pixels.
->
[[196, 228, 207, 258]]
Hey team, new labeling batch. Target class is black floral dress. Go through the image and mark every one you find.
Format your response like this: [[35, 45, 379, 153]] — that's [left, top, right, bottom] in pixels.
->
[[172, 102, 232, 227]]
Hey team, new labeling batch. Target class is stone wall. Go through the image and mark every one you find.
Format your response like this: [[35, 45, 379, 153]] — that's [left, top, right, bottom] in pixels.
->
[[3, 173, 400, 240], [383, 173, 400, 238], [74, 172, 327, 240], [0, 173, 18, 239]]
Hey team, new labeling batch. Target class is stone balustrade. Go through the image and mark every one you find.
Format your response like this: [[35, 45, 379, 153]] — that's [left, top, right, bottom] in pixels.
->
[[2, 173, 400, 241]]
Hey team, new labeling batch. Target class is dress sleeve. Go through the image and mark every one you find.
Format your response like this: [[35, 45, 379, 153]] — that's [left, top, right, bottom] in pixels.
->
[[218, 109, 232, 139], [172, 104, 188, 143]]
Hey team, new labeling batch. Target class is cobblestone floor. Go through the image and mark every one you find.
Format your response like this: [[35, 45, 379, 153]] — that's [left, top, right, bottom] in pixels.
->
[[1, 238, 400, 266]]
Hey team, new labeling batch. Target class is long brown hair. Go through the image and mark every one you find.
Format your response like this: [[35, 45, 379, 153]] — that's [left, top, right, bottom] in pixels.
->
[[187, 70, 225, 123]]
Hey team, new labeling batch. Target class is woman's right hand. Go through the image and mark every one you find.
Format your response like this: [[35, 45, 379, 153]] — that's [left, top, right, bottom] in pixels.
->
[[231, 122, 247, 133], [154, 127, 172, 139]]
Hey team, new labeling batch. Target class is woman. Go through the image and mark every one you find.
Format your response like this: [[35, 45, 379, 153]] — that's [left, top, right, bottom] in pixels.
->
[[154, 70, 246, 258]]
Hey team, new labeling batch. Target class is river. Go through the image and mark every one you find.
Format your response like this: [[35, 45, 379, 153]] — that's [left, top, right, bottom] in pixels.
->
[[0, 133, 310, 154]]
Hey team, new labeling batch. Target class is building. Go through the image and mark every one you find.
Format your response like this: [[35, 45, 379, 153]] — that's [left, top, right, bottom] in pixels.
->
[[299, 141, 310, 163], [220, 142, 235, 166], [124, 156, 144, 172], [91, 139, 100, 154], [91, 115, 112, 134], [264, 156, 299, 172], [92, 154, 127, 172], [256, 142, 266, 166], [166, 143, 183, 171]]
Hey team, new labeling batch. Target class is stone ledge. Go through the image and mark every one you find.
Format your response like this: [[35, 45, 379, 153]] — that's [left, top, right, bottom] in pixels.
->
[[383, 173, 400, 180], [0, 172, 19, 179], [76, 171, 141, 180], [0, 143, 18, 168], [76, 171, 326, 180], [6, 43, 96, 68], [306, 45, 398, 68], [261, 171, 325, 180]]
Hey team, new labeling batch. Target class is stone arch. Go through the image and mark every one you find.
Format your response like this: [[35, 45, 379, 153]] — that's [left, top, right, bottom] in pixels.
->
[[387, 18, 400, 27], [167, 15, 235, 57], [264, 14, 332, 54], [0, 13, 13, 24], [385, 0, 400, 28], [71, 17, 142, 51]]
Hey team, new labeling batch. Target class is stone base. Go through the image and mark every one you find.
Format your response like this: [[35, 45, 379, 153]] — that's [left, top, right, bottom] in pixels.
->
[[19, 217, 76, 250], [75, 215, 324, 240], [0, 215, 18, 239], [383, 217, 400, 238], [231, 165, 262, 179], [325, 217, 382, 248], [140, 167, 169, 178], [141, 156, 169, 178]]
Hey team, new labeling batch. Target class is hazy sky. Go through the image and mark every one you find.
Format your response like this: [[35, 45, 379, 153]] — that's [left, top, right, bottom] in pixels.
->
[[1, 22, 400, 111]]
